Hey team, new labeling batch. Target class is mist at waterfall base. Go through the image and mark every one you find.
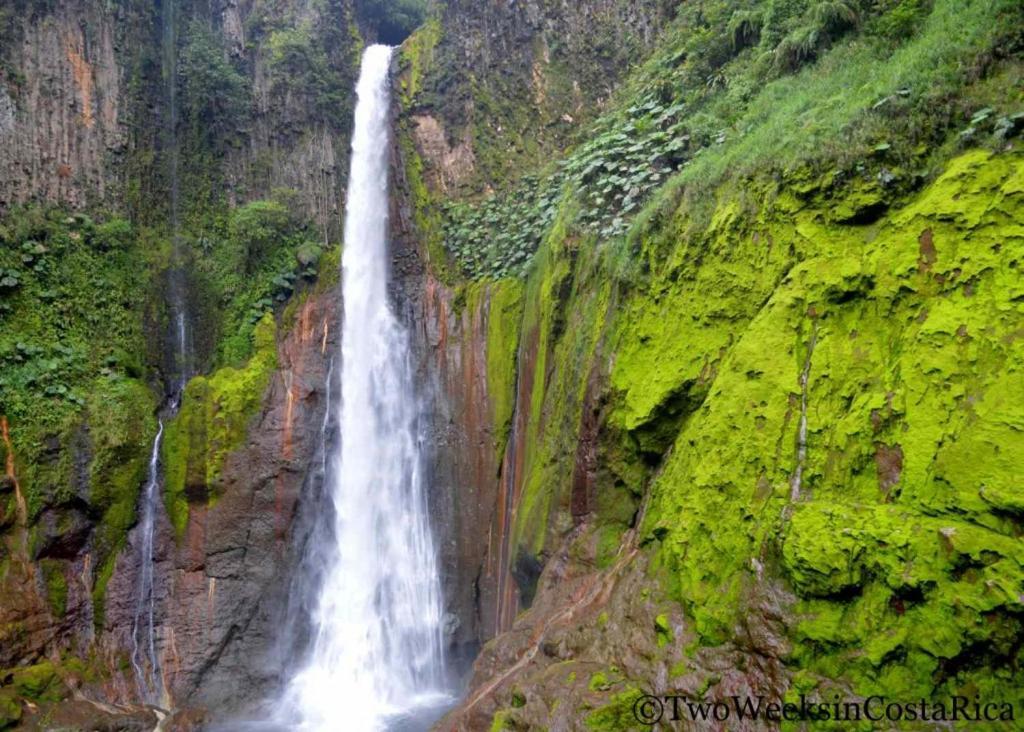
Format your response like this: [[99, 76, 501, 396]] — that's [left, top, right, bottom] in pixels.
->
[[208, 45, 453, 732]]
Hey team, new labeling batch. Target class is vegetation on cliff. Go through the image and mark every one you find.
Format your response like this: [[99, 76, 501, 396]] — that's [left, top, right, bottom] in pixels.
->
[[400, 0, 1024, 727]]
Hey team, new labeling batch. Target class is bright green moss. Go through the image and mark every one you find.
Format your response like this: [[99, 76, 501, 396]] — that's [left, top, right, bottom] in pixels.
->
[[39, 559, 67, 618], [2, 661, 62, 702], [484, 280, 525, 453], [87, 376, 157, 569], [512, 207, 615, 554], [588, 671, 610, 692], [584, 688, 644, 731], [634, 149, 1024, 696], [654, 613, 673, 647], [162, 314, 278, 536], [312, 244, 342, 296], [91, 552, 117, 631], [488, 710, 512, 732]]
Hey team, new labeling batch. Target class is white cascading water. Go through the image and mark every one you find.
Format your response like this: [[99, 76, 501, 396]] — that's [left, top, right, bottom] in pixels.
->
[[283, 44, 448, 730], [130, 419, 165, 702]]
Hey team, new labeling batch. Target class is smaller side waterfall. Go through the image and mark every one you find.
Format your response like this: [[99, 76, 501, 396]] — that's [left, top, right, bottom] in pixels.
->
[[129, 0, 190, 703], [130, 420, 166, 702]]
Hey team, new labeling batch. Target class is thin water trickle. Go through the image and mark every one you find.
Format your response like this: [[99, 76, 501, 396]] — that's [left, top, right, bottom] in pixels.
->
[[130, 0, 190, 704], [130, 420, 164, 701], [281, 44, 450, 730]]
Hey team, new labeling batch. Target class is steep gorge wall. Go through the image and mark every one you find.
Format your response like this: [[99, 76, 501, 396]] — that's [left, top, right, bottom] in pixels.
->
[[0, 0, 360, 230], [0, 0, 150, 210], [0, 0, 360, 722], [436, 147, 1024, 730], [392, 0, 677, 663], [395, 0, 1024, 728]]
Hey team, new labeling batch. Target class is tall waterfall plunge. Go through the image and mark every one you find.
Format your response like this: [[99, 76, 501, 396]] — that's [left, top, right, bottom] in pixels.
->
[[283, 45, 449, 730]]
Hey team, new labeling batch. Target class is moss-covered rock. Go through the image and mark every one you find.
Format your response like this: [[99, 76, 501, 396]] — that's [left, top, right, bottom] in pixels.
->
[[483, 280, 525, 454], [2, 661, 62, 703], [0, 689, 20, 729], [162, 314, 278, 536], [632, 148, 1024, 698]]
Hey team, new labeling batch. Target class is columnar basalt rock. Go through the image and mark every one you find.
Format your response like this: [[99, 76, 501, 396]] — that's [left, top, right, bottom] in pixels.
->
[[0, 1, 130, 211]]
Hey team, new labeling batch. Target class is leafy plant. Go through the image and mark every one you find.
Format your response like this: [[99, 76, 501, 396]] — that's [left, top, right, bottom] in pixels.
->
[[443, 175, 563, 279], [228, 199, 297, 271]]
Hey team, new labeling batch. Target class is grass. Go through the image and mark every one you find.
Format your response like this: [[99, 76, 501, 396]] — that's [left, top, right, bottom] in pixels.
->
[[428, 0, 1023, 281]]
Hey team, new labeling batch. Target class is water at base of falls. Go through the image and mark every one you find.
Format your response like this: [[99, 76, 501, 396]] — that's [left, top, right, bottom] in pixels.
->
[[275, 44, 451, 731]]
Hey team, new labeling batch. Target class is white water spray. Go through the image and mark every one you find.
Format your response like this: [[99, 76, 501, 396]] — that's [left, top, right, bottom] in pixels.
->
[[283, 45, 448, 731]]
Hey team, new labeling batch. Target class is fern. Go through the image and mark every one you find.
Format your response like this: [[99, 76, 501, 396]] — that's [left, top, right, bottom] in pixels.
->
[[774, 25, 822, 71], [811, 0, 861, 34], [728, 10, 764, 51]]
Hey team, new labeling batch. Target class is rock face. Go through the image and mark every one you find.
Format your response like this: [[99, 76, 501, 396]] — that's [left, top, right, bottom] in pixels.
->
[[0, 0, 358, 233], [402, 0, 676, 196], [391, 1, 1024, 728], [99, 291, 338, 713], [0, 0, 133, 210], [392, 0, 679, 665], [0, 0, 359, 718]]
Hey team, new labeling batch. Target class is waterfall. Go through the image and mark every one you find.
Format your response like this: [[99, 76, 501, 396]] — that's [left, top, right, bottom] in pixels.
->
[[130, 420, 165, 702], [130, 0, 189, 704], [282, 44, 449, 731]]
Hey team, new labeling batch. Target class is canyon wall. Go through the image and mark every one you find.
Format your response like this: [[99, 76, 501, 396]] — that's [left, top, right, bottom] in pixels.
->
[[394, 1, 1024, 729], [0, 0, 358, 722], [1, 0, 1022, 729]]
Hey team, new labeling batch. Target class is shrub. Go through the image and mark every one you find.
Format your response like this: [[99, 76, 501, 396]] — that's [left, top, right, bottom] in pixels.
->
[[228, 199, 296, 270], [91, 218, 133, 251]]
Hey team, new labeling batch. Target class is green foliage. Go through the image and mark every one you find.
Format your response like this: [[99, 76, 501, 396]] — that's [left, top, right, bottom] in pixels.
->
[[443, 176, 563, 279], [0, 205, 157, 636], [0, 208, 150, 481], [264, 23, 353, 127], [868, 0, 932, 43], [439, 0, 1012, 277], [356, 0, 427, 45], [584, 688, 645, 731], [179, 20, 250, 147], [562, 96, 690, 238], [40, 559, 67, 617], [91, 218, 133, 251], [228, 199, 296, 271], [453, 0, 1020, 277], [193, 193, 325, 366], [0, 661, 63, 703]]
